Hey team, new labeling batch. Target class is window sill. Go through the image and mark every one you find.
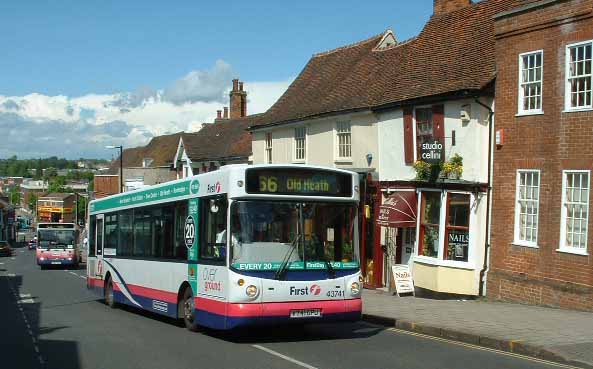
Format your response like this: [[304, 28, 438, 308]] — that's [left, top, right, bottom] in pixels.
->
[[562, 107, 593, 113], [413, 255, 475, 270], [292, 160, 306, 164], [556, 248, 589, 256], [511, 241, 539, 249], [515, 111, 544, 117], [334, 159, 353, 164]]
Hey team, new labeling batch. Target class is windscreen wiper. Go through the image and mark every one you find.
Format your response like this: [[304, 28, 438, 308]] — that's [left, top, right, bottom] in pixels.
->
[[275, 235, 300, 281], [323, 258, 336, 279]]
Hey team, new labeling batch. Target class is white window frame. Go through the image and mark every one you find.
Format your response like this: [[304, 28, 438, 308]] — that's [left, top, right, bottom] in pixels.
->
[[265, 132, 273, 164], [517, 50, 543, 115], [565, 40, 593, 112], [335, 121, 352, 162], [558, 170, 590, 255], [513, 170, 540, 247], [293, 126, 307, 163], [413, 189, 476, 270]]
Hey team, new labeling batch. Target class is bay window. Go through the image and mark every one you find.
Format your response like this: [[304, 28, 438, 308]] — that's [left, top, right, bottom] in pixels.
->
[[417, 190, 473, 264], [419, 192, 441, 258], [444, 193, 470, 262]]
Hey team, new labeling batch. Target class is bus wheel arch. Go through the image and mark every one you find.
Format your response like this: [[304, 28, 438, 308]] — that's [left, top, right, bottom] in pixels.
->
[[178, 283, 199, 332]]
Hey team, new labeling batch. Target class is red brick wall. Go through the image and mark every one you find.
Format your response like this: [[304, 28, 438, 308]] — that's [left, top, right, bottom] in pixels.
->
[[489, 0, 593, 311]]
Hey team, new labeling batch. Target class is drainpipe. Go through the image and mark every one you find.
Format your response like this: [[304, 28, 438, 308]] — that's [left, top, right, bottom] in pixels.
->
[[475, 97, 494, 297]]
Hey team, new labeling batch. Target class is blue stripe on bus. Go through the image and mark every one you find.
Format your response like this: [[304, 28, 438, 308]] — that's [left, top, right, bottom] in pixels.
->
[[195, 309, 361, 330], [113, 290, 179, 318]]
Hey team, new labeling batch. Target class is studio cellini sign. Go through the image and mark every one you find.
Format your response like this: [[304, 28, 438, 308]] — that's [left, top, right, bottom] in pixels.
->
[[420, 139, 444, 164]]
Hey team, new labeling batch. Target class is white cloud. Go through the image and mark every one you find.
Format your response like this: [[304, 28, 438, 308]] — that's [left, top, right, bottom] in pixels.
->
[[0, 61, 292, 159]]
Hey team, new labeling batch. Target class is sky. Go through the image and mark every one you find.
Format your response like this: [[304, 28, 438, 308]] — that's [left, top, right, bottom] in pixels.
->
[[0, 0, 433, 159]]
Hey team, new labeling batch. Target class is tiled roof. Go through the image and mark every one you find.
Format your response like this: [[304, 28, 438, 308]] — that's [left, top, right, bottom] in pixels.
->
[[182, 115, 261, 162], [39, 193, 73, 200], [110, 132, 184, 171], [252, 0, 529, 128]]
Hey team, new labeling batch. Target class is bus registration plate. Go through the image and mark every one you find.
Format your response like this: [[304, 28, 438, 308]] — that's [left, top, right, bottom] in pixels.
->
[[290, 309, 321, 318]]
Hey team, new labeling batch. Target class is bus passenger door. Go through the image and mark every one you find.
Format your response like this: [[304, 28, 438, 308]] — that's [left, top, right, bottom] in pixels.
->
[[95, 214, 104, 278]]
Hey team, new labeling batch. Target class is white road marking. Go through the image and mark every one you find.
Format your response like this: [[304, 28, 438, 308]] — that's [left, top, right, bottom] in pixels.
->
[[10, 258, 15, 260], [69, 271, 78, 277], [7, 273, 15, 277], [386, 328, 580, 369], [252, 345, 319, 369]]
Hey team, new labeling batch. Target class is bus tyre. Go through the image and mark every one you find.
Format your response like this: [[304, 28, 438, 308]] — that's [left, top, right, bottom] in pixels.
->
[[105, 278, 117, 309], [182, 288, 199, 332]]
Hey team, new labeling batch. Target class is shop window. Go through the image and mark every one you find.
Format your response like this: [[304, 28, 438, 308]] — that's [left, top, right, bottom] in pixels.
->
[[419, 192, 441, 258], [444, 193, 470, 262]]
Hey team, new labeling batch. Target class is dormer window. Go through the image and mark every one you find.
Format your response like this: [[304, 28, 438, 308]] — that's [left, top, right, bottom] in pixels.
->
[[142, 158, 153, 168]]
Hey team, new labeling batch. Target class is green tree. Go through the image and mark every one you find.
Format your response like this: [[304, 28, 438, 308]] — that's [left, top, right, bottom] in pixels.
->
[[8, 187, 21, 205], [28, 193, 38, 212], [48, 176, 67, 193]]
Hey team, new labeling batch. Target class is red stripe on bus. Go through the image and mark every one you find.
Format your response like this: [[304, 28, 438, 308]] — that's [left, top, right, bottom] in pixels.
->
[[195, 297, 362, 317], [88, 277, 104, 288], [126, 284, 178, 303]]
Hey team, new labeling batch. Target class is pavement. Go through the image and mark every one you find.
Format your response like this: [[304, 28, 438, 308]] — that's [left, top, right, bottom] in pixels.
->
[[362, 289, 593, 368], [0, 246, 580, 369]]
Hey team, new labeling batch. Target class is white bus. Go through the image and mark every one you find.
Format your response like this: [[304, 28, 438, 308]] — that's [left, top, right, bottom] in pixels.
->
[[87, 164, 362, 330]]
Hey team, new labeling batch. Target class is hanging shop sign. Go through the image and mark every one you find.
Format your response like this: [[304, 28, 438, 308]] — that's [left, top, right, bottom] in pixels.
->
[[391, 264, 415, 296], [419, 139, 444, 164]]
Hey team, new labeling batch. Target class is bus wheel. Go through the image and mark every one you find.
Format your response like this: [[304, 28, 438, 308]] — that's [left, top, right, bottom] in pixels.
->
[[182, 288, 199, 332], [105, 277, 117, 309]]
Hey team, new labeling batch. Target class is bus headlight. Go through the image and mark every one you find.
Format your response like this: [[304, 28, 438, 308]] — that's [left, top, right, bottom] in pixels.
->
[[246, 285, 258, 298], [351, 282, 361, 295]]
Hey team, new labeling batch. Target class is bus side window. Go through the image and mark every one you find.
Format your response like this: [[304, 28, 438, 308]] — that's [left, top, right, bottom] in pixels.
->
[[199, 196, 227, 263], [89, 216, 96, 257], [174, 202, 188, 260]]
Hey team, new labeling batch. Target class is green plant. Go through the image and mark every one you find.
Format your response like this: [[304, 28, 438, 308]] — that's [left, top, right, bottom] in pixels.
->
[[442, 154, 463, 179], [413, 160, 431, 180]]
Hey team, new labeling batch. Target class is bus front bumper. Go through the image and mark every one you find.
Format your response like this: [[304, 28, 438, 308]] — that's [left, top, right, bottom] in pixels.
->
[[195, 298, 362, 330], [37, 258, 78, 265]]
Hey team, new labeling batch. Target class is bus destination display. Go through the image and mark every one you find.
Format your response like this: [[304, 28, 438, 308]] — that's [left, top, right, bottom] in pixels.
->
[[245, 168, 352, 197]]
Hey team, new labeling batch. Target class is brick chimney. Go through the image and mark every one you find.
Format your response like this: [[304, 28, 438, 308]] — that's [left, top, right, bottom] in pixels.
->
[[229, 78, 247, 119], [223, 107, 229, 119], [433, 0, 471, 15], [216, 110, 222, 119]]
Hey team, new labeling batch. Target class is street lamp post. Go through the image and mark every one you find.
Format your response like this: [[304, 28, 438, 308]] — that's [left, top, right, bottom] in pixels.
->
[[105, 145, 123, 193]]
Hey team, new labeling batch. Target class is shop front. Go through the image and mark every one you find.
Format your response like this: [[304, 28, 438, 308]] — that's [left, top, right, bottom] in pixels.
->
[[377, 190, 418, 288], [412, 184, 488, 296]]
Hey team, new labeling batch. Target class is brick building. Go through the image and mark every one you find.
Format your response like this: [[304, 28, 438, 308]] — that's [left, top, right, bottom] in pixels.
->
[[488, 0, 593, 310], [37, 193, 76, 223]]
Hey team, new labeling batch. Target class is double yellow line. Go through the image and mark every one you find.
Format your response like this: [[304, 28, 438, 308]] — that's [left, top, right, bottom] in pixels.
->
[[385, 327, 582, 369]]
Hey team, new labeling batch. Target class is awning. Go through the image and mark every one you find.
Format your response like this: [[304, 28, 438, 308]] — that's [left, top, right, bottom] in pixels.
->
[[377, 191, 417, 227]]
